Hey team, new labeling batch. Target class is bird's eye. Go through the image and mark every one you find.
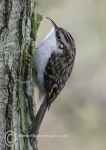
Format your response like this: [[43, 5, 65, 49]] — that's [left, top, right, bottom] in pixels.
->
[[56, 33, 61, 40]]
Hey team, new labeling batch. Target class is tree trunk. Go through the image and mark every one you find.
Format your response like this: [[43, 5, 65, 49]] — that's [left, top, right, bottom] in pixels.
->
[[0, 0, 42, 149]]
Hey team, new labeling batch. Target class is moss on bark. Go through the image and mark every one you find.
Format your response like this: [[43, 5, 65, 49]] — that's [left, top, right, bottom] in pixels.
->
[[0, 0, 42, 149]]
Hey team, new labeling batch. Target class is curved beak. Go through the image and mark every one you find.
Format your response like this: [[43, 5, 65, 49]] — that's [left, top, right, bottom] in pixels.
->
[[46, 17, 58, 31]]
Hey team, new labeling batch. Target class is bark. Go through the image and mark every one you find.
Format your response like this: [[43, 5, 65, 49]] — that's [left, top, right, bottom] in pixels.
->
[[0, 0, 42, 149]]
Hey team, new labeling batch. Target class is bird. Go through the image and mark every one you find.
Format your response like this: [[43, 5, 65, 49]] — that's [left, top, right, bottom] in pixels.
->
[[29, 17, 76, 136]]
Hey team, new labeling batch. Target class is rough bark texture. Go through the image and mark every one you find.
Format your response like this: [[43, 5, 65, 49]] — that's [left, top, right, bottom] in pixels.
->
[[0, 0, 42, 149]]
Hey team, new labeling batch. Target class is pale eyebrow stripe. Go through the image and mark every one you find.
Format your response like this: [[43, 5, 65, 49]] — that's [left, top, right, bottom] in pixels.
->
[[59, 27, 75, 48]]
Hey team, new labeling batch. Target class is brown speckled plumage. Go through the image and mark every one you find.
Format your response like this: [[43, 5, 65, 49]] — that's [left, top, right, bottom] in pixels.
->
[[29, 18, 76, 136], [44, 47, 75, 108]]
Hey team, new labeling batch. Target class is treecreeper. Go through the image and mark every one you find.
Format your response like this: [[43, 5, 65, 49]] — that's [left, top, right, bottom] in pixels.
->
[[29, 17, 76, 136]]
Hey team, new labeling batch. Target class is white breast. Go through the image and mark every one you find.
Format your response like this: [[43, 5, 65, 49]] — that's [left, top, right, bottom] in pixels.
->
[[33, 28, 59, 89]]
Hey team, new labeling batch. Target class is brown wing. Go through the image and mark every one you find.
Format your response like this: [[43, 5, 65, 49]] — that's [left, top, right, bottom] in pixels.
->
[[44, 50, 74, 109]]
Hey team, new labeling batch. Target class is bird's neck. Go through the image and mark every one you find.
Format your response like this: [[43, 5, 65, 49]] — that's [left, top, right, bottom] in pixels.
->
[[39, 28, 57, 51]]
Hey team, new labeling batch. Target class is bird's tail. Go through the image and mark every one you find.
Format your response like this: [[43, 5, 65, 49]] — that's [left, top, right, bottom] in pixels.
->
[[29, 99, 48, 136]]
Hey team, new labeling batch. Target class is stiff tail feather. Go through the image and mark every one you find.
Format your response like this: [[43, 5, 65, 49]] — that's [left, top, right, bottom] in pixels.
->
[[29, 99, 47, 135]]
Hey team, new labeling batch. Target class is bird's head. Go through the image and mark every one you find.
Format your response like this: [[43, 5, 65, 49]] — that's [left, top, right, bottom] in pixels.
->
[[46, 17, 75, 50]]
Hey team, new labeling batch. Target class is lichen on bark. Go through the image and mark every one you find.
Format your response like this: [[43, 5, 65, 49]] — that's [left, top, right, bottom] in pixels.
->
[[0, 0, 42, 149]]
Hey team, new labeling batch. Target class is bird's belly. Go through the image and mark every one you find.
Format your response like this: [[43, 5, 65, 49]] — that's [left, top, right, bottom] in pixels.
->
[[33, 48, 53, 90], [32, 36, 59, 90]]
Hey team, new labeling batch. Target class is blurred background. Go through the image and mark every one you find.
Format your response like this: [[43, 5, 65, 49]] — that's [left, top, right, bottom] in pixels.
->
[[35, 0, 106, 150]]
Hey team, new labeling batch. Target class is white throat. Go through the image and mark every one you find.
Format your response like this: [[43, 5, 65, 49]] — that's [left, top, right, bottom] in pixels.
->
[[38, 27, 57, 51], [34, 28, 59, 91]]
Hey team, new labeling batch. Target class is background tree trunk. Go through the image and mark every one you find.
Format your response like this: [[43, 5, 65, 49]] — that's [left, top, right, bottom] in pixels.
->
[[0, 0, 42, 149]]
